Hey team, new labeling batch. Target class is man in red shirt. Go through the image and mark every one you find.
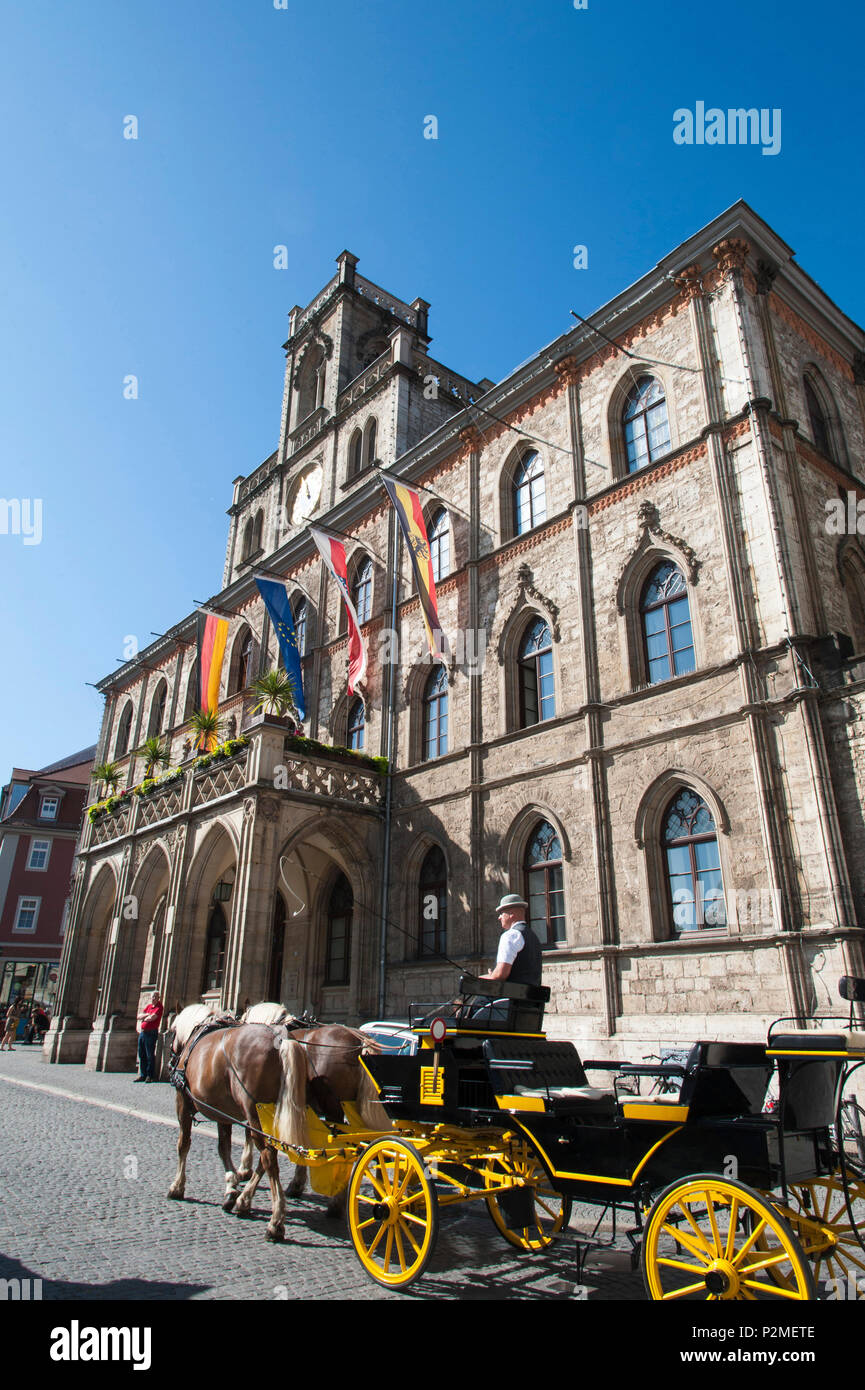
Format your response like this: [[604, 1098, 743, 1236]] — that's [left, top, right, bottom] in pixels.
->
[[135, 991, 163, 1083]]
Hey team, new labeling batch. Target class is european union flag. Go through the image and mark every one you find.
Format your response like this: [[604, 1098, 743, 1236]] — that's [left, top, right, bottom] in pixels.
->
[[254, 577, 306, 720]]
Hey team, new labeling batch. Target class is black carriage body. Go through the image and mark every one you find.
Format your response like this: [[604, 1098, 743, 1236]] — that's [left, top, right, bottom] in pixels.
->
[[362, 984, 843, 1207]]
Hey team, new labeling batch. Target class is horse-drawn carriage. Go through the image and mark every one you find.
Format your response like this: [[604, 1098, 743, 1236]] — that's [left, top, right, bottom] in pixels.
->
[[170, 975, 865, 1299]]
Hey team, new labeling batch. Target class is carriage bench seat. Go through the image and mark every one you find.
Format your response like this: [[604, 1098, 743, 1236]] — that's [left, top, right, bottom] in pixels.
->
[[767, 1031, 865, 1057], [514, 1085, 614, 1102]]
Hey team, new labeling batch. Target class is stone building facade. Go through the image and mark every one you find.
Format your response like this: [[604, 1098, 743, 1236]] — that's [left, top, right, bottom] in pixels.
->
[[47, 202, 865, 1071]]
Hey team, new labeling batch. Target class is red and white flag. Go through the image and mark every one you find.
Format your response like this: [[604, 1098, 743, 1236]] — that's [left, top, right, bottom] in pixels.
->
[[309, 527, 367, 694]]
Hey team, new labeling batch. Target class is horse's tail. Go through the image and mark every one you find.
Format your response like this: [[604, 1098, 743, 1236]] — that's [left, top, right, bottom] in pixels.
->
[[273, 1037, 308, 1149], [356, 1051, 392, 1132]]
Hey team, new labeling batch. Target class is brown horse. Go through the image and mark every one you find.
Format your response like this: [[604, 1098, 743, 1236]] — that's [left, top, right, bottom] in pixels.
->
[[167, 1022, 306, 1241], [167, 1019, 389, 1237], [237, 1024, 390, 1221]]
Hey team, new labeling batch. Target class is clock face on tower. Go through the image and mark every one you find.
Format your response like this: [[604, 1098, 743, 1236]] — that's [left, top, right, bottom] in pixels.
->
[[290, 464, 323, 526]]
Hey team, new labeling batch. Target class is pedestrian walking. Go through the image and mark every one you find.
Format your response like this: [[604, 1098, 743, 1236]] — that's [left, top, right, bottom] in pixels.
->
[[0, 999, 24, 1051]]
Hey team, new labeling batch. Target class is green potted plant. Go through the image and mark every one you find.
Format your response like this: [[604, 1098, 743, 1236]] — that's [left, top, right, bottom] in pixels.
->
[[188, 708, 224, 755], [138, 736, 171, 781], [250, 669, 300, 727], [92, 761, 120, 801]]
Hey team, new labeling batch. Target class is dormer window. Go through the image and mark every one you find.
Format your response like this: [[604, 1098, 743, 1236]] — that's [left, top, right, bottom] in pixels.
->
[[39, 795, 59, 821]]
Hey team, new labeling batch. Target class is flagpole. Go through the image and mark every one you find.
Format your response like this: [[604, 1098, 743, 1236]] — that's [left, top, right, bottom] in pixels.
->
[[378, 502, 400, 1017]]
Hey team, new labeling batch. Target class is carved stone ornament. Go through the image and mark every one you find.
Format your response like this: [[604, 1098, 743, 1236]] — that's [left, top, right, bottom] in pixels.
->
[[615, 501, 701, 615], [356, 318, 392, 363], [711, 238, 751, 279], [257, 796, 281, 824], [755, 260, 778, 296], [673, 263, 704, 301], [165, 824, 186, 855], [243, 797, 256, 823], [291, 330, 334, 389], [459, 425, 483, 454], [496, 563, 561, 666], [553, 356, 581, 387]]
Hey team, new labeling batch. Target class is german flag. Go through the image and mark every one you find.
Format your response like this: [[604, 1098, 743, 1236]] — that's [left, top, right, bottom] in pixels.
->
[[196, 611, 229, 714], [381, 475, 446, 659]]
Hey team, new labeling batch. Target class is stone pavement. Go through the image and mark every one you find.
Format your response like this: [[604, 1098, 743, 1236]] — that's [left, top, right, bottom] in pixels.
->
[[0, 1046, 646, 1301]]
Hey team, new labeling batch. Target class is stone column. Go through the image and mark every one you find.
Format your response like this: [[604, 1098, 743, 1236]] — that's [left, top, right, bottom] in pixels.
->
[[558, 356, 617, 1037], [462, 425, 485, 959], [221, 795, 276, 1012], [84, 830, 137, 1071], [43, 855, 95, 1063]]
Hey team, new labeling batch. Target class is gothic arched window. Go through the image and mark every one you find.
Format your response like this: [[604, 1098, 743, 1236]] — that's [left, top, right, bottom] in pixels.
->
[[268, 893, 286, 1002], [804, 376, 832, 458], [232, 632, 255, 693], [663, 788, 724, 934], [352, 558, 373, 624], [298, 346, 326, 421], [524, 821, 565, 947], [325, 873, 352, 984], [641, 562, 695, 684], [347, 697, 365, 751], [349, 429, 363, 476], [423, 665, 448, 760], [428, 508, 450, 583], [184, 663, 198, 721], [115, 703, 133, 758], [518, 618, 555, 727], [513, 451, 546, 536], [202, 901, 228, 993], [147, 682, 167, 738], [364, 417, 378, 468], [293, 598, 307, 658], [623, 376, 671, 473], [418, 846, 447, 958]]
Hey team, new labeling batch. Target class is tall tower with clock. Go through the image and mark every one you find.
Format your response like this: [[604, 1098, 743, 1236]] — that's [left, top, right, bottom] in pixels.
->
[[222, 251, 486, 586]]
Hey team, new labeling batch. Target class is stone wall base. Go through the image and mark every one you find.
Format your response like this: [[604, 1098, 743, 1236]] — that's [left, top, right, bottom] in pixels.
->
[[85, 1016, 137, 1072], [42, 1019, 91, 1065]]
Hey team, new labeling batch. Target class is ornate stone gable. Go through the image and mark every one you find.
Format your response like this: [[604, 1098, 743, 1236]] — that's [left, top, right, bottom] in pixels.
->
[[615, 501, 701, 615], [495, 563, 561, 666]]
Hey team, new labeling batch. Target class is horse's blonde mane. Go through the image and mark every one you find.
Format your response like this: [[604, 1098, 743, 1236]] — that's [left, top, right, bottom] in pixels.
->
[[172, 1003, 221, 1050], [242, 1001, 292, 1026]]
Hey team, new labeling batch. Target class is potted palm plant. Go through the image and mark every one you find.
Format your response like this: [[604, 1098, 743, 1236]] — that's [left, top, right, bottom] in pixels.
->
[[188, 708, 224, 754], [139, 737, 171, 781], [92, 761, 120, 801], [250, 669, 299, 727]]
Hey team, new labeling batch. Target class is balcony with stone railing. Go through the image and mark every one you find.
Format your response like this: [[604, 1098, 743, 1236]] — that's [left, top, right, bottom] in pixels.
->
[[336, 350, 393, 413], [412, 352, 476, 402], [289, 405, 330, 456], [354, 274, 417, 328], [236, 453, 279, 504], [290, 275, 340, 337], [82, 718, 385, 852]]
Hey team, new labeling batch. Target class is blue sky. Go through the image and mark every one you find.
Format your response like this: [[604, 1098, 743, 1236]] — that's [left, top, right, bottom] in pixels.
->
[[1, 0, 861, 773]]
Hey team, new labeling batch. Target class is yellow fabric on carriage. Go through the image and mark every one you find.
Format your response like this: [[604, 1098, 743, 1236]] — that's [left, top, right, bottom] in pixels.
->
[[255, 1102, 361, 1197]]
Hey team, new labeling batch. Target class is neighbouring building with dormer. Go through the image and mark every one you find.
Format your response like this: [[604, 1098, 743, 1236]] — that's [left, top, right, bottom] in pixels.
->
[[46, 203, 865, 1073], [0, 748, 95, 1012]]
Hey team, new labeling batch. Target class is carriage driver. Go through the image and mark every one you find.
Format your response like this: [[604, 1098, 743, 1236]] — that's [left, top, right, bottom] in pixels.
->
[[479, 894, 543, 988]]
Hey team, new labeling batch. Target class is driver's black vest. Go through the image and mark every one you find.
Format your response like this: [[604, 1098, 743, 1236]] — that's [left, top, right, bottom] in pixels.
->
[[508, 922, 543, 987]]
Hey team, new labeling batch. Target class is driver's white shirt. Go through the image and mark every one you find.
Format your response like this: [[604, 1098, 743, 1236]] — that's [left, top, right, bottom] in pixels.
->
[[496, 923, 527, 966]]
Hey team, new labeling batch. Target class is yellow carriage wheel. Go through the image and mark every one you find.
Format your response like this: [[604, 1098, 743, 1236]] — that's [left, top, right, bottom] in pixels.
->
[[779, 1174, 865, 1298], [642, 1175, 816, 1302], [348, 1138, 439, 1289], [484, 1142, 572, 1252]]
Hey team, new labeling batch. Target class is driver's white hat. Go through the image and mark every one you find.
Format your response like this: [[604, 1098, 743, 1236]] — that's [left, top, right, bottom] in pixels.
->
[[495, 893, 529, 913]]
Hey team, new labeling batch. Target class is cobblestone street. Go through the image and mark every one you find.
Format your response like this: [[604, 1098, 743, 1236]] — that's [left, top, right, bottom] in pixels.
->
[[0, 1048, 645, 1302]]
